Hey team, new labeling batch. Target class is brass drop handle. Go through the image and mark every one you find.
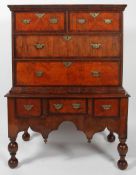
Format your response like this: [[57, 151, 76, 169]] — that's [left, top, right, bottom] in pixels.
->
[[22, 19, 31, 24], [34, 43, 45, 49], [63, 62, 72, 68], [91, 71, 101, 77], [102, 105, 112, 110], [104, 19, 112, 24], [35, 71, 44, 77], [77, 18, 86, 24], [49, 17, 58, 24], [90, 13, 100, 18], [63, 35, 72, 41], [35, 13, 45, 18], [91, 43, 101, 49], [54, 104, 63, 110], [72, 103, 81, 109], [24, 105, 34, 111]]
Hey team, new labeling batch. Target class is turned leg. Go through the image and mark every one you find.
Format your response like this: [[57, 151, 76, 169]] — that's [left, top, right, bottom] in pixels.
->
[[22, 130, 30, 141], [107, 131, 115, 142], [117, 139, 128, 170], [8, 138, 18, 168]]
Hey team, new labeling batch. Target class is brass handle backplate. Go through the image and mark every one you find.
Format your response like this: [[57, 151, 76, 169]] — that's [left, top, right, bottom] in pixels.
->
[[72, 103, 81, 109], [63, 35, 72, 41], [35, 13, 45, 18], [24, 105, 34, 111], [104, 19, 112, 24], [22, 19, 31, 24], [34, 43, 45, 49], [91, 43, 101, 49], [63, 62, 72, 68], [90, 13, 100, 18], [49, 17, 58, 24], [77, 18, 86, 24], [54, 104, 63, 110], [91, 71, 101, 77], [35, 71, 44, 77], [102, 105, 112, 110]]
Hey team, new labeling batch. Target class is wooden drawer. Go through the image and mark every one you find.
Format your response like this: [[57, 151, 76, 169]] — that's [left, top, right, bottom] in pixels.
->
[[16, 98, 41, 117], [16, 35, 121, 58], [15, 12, 65, 32], [69, 12, 121, 32], [49, 99, 86, 114], [16, 61, 120, 86], [94, 99, 119, 117]]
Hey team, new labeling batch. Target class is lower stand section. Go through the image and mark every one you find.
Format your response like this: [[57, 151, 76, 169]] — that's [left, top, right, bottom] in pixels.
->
[[117, 139, 128, 170], [8, 139, 18, 169], [6, 92, 129, 169]]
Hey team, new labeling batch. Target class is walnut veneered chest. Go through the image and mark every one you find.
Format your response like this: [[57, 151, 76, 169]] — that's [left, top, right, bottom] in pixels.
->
[[6, 4, 129, 170]]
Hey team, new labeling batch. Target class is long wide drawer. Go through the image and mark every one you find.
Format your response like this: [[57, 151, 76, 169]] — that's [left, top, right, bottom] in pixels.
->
[[15, 61, 120, 86], [16, 35, 121, 58]]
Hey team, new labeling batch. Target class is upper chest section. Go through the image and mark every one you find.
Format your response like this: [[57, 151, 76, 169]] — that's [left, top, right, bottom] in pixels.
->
[[9, 5, 126, 33]]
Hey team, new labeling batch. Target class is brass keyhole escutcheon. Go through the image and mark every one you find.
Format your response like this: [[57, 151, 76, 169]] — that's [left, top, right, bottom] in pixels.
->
[[35, 71, 44, 77], [63, 62, 72, 68], [63, 35, 72, 41]]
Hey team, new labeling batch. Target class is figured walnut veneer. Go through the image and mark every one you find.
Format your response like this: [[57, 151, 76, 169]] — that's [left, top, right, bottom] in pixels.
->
[[6, 4, 129, 170]]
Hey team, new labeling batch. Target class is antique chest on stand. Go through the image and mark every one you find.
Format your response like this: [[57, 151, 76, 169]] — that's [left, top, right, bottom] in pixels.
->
[[6, 5, 129, 170]]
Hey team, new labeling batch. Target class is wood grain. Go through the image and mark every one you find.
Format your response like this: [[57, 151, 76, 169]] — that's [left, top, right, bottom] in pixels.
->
[[6, 4, 129, 169], [16, 35, 121, 58], [94, 99, 119, 117], [16, 98, 41, 117], [15, 12, 65, 32], [69, 12, 120, 32], [16, 61, 120, 86], [49, 99, 86, 113]]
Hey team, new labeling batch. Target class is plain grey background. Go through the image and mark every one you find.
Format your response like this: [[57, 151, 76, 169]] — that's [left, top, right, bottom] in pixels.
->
[[0, 0, 136, 174]]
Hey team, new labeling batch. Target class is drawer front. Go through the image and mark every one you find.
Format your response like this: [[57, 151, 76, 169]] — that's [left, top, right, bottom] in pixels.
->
[[49, 99, 86, 114], [69, 12, 120, 32], [16, 61, 120, 86], [16, 99, 41, 117], [15, 12, 65, 32], [16, 35, 121, 58], [94, 99, 119, 117]]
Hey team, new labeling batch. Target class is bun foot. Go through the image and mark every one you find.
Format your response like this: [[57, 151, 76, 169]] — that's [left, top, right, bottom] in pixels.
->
[[8, 157, 18, 169], [117, 159, 128, 170], [107, 132, 115, 142], [22, 131, 30, 141]]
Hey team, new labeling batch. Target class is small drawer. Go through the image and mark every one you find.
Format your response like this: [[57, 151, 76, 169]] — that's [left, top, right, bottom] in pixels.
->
[[16, 98, 41, 117], [69, 12, 120, 32], [15, 12, 65, 32], [94, 99, 119, 117], [49, 99, 86, 114]]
